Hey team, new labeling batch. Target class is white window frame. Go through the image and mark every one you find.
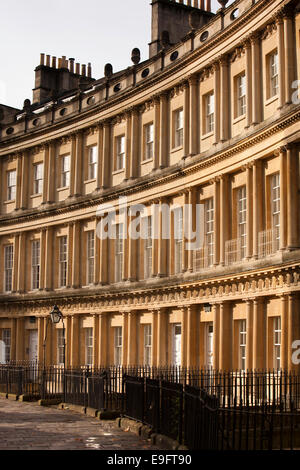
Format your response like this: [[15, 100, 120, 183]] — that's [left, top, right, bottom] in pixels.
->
[[174, 207, 183, 274], [2, 329, 11, 363], [205, 93, 214, 134], [59, 236, 68, 288], [57, 329, 65, 366], [144, 123, 154, 160], [174, 108, 183, 148], [205, 198, 214, 266], [239, 319, 247, 371], [88, 146, 98, 180], [274, 316, 281, 370], [61, 155, 70, 188], [237, 186, 247, 259], [7, 170, 16, 201], [115, 223, 124, 283], [33, 163, 44, 195], [237, 74, 246, 117], [271, 173, 280, 250], [4, 245, 13, 293], [31, 240, 40, 290], [144, 324, 152, 366], [87, 231, 95, 285], [143, 216, 152, 279], [269, 51, 279, 98], [85, 328, 93, 366], [114, 327, 122, 366], [116, 135, 125, 171]]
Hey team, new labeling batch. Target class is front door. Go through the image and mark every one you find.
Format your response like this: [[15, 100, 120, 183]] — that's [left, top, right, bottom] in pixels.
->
[[28, 330, 38, 362], [173, 324, 181, 366]]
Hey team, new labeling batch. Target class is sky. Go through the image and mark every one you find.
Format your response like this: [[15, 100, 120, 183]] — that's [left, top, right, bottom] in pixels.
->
[[0, 0, 234, 109]]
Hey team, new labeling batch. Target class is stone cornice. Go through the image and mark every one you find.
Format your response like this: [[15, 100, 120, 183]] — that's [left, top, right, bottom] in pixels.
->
[[1, 261, 300, 315], [0, 105, 299, 228]]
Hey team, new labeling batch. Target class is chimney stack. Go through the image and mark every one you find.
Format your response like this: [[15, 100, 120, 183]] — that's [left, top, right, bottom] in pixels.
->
[[149, 0, 214, 58], [33, 54, 95, 104]]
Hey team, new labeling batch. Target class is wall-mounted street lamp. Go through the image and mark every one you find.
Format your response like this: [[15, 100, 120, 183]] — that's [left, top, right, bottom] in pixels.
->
[[43, 305, 66, 369]]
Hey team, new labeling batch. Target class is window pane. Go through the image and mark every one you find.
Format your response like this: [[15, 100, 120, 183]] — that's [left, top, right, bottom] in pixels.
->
[[4, 245, 13, 292], [31, 240, 40, 290], [59, 236, 68, 287]]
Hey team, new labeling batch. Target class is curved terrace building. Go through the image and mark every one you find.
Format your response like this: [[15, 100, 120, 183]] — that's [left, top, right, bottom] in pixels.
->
[[0, 0, 300, 371]]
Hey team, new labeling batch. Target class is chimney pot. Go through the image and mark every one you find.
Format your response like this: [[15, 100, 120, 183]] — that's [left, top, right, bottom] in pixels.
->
[[46, 55, 51, 67], [52, 56, 57, 68], [87, 63, 92, 78], [76, 63, 80, 74], [58, 58, 62, 68], [81, 64, 86, 76], [69, 58, 75, 73], [40, 53, 45, 66]]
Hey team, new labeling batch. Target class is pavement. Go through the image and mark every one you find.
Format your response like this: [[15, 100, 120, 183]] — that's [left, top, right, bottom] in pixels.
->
[[0, 397, 160, 450]]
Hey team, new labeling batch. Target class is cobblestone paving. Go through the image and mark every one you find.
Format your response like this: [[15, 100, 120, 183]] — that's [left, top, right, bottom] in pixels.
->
[[0, 397, 160, 450]]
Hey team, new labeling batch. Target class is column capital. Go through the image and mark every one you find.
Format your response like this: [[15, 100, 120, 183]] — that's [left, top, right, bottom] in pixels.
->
[[187, 74, 199, 86]]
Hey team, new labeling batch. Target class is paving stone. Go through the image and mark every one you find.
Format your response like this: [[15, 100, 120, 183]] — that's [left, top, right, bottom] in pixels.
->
[[0, 397, 161, 451]]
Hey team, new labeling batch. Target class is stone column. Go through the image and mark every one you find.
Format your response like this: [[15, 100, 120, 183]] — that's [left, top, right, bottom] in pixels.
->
[[213, 62, 220, 144], [70, 315, 80, 366], [124, 112, 131, 181], [152, 96, 160, 171], [130, 108, 139, 179], [213, 178, 220, 266], [246, 164, 253, 259], [188, 75, 199, 156], [44, 226, 53, 290], [276, 16, 285, 109], [212, 303, 220, 369], [10, 318, 17, 361], [286, 145, 298, 249], [92, 314, 99, 367], [252, 160, 263, 259], [158, 198, 168, 277], [40, 228, 47, 290], [187, 187, 197, 272], [67, 224, 73, 288], [99, 216, 108, 285], [182, 191, 189, 272], [15, 318, 25, 361], [47, 141, 56, 203], [42, 145, 49, 204], [186, 305, 198, 368], [250, 33, 262, 124], [245, 39, 252, 128], [252, 298, 265, 369], [128, 213, 137, 281], [157, 308, 168, 366], [96, 125, 103, 190], [181, 307, 188, 367], [279, 147, 287, 250], [74, 131, 83, 196], [219, 302, 232, 371], [281, 295, 288, 370], [159, 92, 168, 168], [283, 11, 295, 105], [71, 221, 81, 288], [12, 233, 20, 292], [101, 121, 111, 188], [220, 175, 229, 266], [98, 314, 108, 366], [93, 218, 100, 285], [183, 81, 189, 158], [245, 300, 253, 370], [17, 232, 26, 293], [69, 135, 76, 197], [127, 312, 138, 365], [220, 55, 230, 142], [121, 313, 128, 366], [20, 151, 29, 209]]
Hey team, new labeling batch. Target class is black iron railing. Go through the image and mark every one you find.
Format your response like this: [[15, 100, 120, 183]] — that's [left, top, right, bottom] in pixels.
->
[[1, 364, 300, 450]]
